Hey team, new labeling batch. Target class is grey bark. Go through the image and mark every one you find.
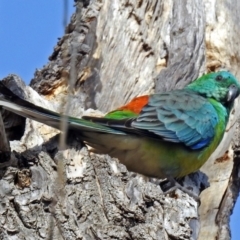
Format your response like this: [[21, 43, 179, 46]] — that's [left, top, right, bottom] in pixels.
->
[[0, 0, 240, 239]]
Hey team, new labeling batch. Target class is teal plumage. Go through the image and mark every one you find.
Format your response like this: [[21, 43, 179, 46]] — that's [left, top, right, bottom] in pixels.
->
[[0, 71, 239, 180], [131, 90, 219, 149]]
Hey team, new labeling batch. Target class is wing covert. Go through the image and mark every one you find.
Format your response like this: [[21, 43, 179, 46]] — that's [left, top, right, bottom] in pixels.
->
[[132, 90, 219, 149]]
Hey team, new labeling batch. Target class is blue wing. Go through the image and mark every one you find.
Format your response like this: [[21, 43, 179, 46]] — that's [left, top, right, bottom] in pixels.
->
[[132, 90, 219, 150]]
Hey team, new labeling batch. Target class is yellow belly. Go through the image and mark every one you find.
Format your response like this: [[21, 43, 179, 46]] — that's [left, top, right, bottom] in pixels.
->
[[85, 133, 220, 178]]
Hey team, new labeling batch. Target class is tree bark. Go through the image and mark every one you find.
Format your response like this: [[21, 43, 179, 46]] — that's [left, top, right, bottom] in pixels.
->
[[1, 0, 240, 239]]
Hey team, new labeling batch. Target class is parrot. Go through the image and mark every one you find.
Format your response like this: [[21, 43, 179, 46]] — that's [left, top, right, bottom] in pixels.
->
[[0, 71, 239, 198]]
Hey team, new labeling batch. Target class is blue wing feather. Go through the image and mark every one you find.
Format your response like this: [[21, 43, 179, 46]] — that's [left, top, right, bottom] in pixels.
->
[[132, 90, 219, 150]]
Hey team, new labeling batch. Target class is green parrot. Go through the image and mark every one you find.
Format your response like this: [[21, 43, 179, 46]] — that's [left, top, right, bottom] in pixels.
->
[[0, 71, 239, 194]]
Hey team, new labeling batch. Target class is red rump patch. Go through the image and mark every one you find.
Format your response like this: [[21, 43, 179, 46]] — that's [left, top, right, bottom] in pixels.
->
[[118, 95, 149, 114]]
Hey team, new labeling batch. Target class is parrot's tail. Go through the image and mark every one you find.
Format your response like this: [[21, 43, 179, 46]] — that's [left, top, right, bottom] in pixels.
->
[[0, 82, 123, 135], [0, 82, 65, 130]]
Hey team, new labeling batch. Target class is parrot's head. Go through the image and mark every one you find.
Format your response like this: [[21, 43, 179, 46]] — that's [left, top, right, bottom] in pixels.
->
[[186, 71, 240, 106]]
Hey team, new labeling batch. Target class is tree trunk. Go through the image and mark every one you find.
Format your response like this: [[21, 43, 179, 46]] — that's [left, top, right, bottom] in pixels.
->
[[1, 0, 240, 239]]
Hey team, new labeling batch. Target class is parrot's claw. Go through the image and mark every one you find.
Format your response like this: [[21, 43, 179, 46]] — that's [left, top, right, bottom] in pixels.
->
[[163, 184, 200, 202], [162, 177, 200, 203]]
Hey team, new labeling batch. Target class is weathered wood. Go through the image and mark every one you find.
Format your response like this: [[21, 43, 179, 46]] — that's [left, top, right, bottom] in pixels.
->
[[1, 0, 240, 239]]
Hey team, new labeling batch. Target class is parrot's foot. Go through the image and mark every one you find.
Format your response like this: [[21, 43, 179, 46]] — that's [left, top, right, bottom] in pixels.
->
[[163, 177, 200, 202]]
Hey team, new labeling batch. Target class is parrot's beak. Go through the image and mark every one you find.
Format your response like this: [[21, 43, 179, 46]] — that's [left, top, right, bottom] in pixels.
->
[[227, 84, 240, 102]]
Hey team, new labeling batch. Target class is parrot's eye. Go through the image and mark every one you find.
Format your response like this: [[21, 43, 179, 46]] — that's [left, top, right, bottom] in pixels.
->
[[216, 75, 223, 81]]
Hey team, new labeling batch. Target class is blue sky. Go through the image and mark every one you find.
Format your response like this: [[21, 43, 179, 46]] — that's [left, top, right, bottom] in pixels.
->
[[231, 194, 240, 239], [0, 1, 75, 83], [0, 1, 239, 239]]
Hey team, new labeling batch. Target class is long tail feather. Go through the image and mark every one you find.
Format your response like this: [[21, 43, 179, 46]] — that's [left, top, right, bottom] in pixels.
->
[[0, 82, 124, 135]]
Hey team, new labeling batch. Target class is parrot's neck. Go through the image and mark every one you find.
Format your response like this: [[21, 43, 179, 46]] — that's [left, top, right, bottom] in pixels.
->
[[185, 84, 234, 113], [185, 82, 225, 100]]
